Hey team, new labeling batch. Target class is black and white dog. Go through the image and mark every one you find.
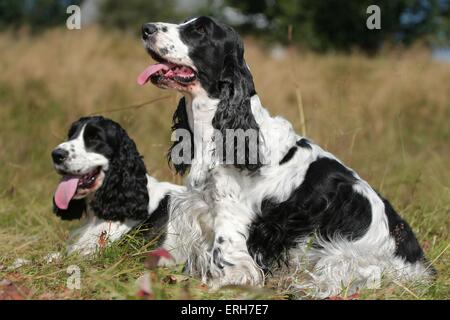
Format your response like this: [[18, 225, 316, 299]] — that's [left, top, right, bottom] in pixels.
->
[[138, 16, 434, 296], [51, 116, 194, 257]]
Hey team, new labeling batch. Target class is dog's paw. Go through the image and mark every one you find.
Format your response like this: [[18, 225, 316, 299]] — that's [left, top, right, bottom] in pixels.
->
[[208, 236, 264, 288], [208, 265, 264, 289]]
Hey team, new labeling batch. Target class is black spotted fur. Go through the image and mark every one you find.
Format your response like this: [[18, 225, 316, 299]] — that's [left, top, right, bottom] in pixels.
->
[[53, 116, 149, 222]]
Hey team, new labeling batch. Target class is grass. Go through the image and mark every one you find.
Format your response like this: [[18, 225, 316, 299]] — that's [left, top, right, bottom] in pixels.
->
[[0, 27, 449, 300]]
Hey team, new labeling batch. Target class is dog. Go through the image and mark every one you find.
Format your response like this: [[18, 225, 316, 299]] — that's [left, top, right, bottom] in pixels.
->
[[51, 116, 193, 257], [138, 16, 434, 297]]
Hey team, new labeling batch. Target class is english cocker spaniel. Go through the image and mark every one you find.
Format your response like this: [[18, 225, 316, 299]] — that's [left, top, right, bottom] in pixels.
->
[[51, 116, 195, 257], [137, 16, 434, 297]]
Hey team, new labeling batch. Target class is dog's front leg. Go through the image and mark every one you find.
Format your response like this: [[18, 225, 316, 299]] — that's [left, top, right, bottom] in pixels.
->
[[207, 169, 264, 288], [67, 214, 138, 256]]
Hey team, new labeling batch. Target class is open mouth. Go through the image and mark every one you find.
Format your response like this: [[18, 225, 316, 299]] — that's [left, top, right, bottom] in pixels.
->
[[137, 49, 196, 87], [54, 167, 102, 210]]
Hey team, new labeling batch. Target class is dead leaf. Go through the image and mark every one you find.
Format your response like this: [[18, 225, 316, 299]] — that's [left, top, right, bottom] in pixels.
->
[[346, 292, 360, 300], [326, 292, 360, 300], [97, 230, 108, 248], [195, 283, 209, 291]]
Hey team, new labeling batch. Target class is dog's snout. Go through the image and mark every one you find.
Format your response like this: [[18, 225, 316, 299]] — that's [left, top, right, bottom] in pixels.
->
[[52, 148, 69, 165], [142, 23, 158, 40]]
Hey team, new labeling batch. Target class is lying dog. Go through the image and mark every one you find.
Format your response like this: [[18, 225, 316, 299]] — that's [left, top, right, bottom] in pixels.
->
[[51, 116, 191, 256], [138, 16, 434, 297]]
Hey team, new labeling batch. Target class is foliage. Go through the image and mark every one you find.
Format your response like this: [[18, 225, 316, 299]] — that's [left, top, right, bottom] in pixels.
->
[[98, 0, 182, 34], [0, 0, 81, 32], [221, 0, 450, 52], [0, 0, 448, 51]]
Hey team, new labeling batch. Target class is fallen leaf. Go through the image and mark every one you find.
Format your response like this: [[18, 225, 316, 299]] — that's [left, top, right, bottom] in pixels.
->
[[326, 292, 360, 300], [195, 283, 209, 291], [97, 230, 109, 248], [346, 292, 360, 300]]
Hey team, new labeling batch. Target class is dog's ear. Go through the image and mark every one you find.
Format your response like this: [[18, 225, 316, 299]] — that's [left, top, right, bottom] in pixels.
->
[[53, 198, 86, 220], [168, 97, 194, 176], [90, 126, 149, 221], [212, 34, 261, 171]]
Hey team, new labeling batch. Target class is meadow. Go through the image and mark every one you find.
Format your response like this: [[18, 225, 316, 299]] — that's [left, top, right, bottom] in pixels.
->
[[0, 27, 448, 299]]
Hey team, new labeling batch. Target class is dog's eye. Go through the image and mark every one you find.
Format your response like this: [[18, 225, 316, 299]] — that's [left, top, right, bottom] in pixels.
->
[[195, 25, 206, 34], [89, 132, 100, 140], [84, 127, 102, 141]]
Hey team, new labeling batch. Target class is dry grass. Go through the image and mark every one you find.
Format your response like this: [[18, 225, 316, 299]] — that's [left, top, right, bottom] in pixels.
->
[[0, 27, 448, 299]]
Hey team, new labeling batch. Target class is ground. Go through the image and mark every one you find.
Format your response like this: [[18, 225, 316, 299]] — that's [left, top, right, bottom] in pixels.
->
[[0, 27, 448, 299]]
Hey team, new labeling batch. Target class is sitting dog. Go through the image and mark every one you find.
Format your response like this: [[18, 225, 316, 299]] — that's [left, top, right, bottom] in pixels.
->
[[137, 16, 434, 297], [51, 116, 189, 256]]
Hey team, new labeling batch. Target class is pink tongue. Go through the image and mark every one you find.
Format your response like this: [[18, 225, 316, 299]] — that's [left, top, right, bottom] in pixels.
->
[[54, 176, 80, 210], [137, 63, 170, 85]]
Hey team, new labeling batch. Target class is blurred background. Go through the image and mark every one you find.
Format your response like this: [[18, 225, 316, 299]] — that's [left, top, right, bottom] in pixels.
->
[[0, 0, 448, 299], [1, 0, 450, 53]]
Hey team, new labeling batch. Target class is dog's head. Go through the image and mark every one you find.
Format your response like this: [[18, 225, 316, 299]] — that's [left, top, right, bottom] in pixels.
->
[[139, 16, 260, 173], [138, 16, 255, 98], [51, 116, 149, 221]]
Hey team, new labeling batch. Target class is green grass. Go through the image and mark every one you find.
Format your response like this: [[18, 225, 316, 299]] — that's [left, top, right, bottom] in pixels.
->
[[0, 28, 449, 300]]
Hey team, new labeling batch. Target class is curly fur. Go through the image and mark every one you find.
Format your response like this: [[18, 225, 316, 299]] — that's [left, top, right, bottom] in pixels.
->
[[140, 16, 434, 296], [168, 97, 194, 176], [51, 116, 192, 256], [90, 122, 149, 221], [211, 34, 261, 171], [52, 116, 149, 222]]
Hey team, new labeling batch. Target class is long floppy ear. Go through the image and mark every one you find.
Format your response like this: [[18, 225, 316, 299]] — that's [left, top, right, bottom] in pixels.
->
[[212, 35, 261, 171], [90, 126, 149, 221], [53, 198, 86, 220], [167, 97, 194, 176]]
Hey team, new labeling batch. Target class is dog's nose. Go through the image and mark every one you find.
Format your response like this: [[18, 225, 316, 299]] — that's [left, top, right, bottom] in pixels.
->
[[52, 148, 69, 165], [142, 23, 158, 40]]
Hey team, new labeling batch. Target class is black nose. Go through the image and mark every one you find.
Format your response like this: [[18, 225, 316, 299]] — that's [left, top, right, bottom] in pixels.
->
[[52, 148, 69, 165], [142, 23, 157, 40]]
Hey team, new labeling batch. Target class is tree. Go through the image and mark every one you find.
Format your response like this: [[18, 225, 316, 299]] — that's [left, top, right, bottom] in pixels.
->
[[0, 0, 81, 32], [222, 0, 450, 52], [98, 0, 182, 34]]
